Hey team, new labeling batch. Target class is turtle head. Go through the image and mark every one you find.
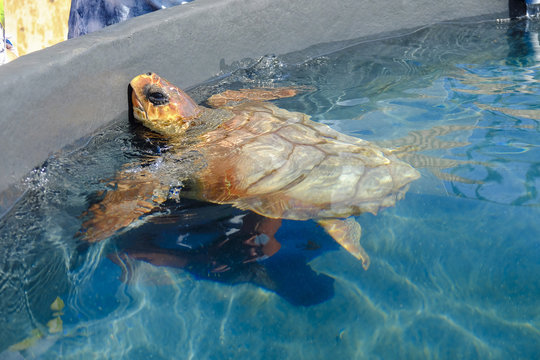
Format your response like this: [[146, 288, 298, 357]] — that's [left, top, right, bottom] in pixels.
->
[[129, 72, 202, 136]]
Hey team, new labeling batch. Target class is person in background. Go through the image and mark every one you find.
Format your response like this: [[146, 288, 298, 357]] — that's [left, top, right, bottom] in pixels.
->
[[68, 0, 191, 38], [0, 0, 190, 62]]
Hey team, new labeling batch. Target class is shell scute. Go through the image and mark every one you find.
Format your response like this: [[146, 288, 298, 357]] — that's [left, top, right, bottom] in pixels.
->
[[276, 123, 325, 145], [233, 133, 293, 190], [246, 143, 327, 195]]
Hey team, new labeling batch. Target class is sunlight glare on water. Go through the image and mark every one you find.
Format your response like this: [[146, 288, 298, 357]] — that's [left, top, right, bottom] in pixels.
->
[[0, 17, 539, 359]]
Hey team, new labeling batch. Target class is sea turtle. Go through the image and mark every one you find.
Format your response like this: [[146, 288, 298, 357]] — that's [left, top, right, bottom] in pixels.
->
[[81, 72, 420, 270]]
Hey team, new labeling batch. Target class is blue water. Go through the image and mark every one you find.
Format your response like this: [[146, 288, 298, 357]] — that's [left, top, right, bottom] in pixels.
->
[[1, 18, 539, 359]]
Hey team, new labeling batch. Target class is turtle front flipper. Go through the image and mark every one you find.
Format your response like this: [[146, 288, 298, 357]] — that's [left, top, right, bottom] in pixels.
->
[[79, 170, 168, 242], [206, 87, 307, 108], [318, 218, 370, 270]]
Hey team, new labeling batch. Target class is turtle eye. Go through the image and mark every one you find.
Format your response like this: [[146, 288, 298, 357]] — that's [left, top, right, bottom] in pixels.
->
[[146, 88, 169, 106]]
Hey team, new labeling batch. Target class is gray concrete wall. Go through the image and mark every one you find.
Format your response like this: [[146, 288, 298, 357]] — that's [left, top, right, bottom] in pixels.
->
[[0, 0, 507, 205]]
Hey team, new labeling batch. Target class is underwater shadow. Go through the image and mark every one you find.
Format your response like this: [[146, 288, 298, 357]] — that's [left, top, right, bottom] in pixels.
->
[[107, 199, 336, 307]]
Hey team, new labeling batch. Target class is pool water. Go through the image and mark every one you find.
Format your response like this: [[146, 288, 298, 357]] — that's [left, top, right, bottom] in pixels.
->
[[1, 17, 539, 359]]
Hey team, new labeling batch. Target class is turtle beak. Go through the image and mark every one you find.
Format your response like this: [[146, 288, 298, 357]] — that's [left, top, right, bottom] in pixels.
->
[[128, 84, 147, 122]]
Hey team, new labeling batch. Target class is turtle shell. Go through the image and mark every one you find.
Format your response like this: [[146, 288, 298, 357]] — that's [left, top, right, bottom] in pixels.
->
[[178, 101, 420, 220]]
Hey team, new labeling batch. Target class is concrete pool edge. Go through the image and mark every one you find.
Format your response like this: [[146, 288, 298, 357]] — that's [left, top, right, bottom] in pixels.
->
[[0, 0, 508, 214]]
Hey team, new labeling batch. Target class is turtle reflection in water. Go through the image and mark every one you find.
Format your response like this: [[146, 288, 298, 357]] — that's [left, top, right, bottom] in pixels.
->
[[81, 72, 421, 270]]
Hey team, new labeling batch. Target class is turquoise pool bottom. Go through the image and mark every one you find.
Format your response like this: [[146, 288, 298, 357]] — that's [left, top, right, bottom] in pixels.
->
[[24, 192, 539, 359]]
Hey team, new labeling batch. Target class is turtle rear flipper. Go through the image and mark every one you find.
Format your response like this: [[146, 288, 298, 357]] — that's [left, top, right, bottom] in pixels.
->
[[318, 218, 370, 270]]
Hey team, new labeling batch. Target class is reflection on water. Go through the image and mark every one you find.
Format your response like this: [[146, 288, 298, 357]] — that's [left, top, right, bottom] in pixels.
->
[[1, 17, 540, 359]]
